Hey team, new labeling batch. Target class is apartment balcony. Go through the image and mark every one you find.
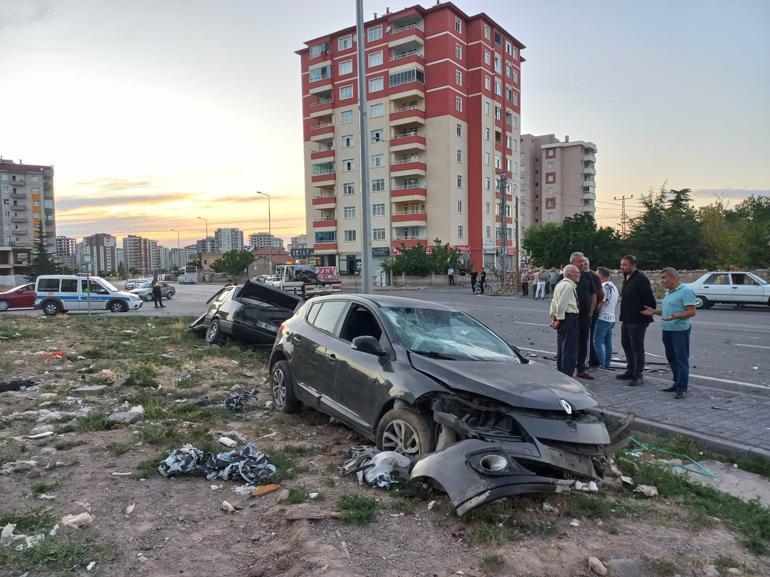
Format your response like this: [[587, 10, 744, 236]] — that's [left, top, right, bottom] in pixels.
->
[[389, 107, 425, 126], [313, 242, 338, 254], [11, 204, 27, 211], [312, 219, 337, 229], [309, 122, 334, 141], [13, 229, 29, 235], [583, 180, 595, 188], [388, 19, 424, 48], [10, 178, 25, 186], [310, 148, 335, 160], [309, 97, 334, 117], [391, 239, 427, 251], [311, 173, 336, 186], [390, 160, 426, 175], [312, 194, 337, 206], [308, 81, 333, 95], [582, 192, 596, 201], [389, 131, 426, 151], [583, 166, 596, 175], [390, 186, 426, 201], [11, 217, 27, 223], [389, 40, 424, 65], [10, 190, 26, 198], [583, 153, 596, 162], [392, 212, 427, 226]]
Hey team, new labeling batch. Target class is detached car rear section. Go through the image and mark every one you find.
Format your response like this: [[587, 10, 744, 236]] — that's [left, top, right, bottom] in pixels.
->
[[190, 280, 301, 346]]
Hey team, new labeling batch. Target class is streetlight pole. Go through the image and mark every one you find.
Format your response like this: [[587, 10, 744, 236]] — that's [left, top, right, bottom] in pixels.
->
[[356, 0, 372, 293], [196, 217, 208, 274], [256, 191, 273, 274]]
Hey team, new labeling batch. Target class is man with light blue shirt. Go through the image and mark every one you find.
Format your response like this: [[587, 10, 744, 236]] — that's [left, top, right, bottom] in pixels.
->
[[642, 267, 697, 399]]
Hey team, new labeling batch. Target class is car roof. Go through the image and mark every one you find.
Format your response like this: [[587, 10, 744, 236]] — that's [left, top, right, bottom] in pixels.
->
[[310, 293, 456, 311]]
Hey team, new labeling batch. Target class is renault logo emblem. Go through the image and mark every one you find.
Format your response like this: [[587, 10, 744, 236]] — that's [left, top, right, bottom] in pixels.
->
[[560, 399, 573, 415]]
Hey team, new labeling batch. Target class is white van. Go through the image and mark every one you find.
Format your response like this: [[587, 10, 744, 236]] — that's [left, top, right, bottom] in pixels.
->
[[35, 275, 143, 316]]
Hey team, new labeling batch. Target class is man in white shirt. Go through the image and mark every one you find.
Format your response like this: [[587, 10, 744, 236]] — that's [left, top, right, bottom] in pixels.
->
[[592, 267, 618, 369]]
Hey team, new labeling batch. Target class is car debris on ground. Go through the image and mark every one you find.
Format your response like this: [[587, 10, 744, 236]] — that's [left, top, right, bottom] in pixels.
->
[[158, 442, 276, 486], [341, 446, 412, 489], [223, 388, 258, 411]]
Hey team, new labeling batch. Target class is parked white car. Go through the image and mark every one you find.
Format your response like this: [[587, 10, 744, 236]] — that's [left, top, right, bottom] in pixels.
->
[[35, 275, 143, 316], [125, 278, 150, 290], [130, 281, 176, 302], [687, 271, 770, 309]]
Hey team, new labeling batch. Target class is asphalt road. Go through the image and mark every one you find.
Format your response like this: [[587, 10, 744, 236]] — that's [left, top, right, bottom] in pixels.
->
[[4, 281, 770, 394]]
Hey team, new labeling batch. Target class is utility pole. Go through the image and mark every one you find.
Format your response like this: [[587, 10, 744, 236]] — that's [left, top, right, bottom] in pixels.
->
[[614, 194, 633, 236], [498, 171, 508, 282], [514, 195, 520, 291], [356, 0, 372, 293], [256, 191, 273, 274]]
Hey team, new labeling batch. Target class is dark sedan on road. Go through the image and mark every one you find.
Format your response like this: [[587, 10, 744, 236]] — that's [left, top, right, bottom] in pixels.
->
[[269, 294, 633, 514], [0, 283, 36, 311], [190, 280, 301, 345]]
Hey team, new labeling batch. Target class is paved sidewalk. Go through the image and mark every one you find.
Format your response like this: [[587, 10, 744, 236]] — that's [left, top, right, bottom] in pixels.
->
[[582, 368, 770, 460]]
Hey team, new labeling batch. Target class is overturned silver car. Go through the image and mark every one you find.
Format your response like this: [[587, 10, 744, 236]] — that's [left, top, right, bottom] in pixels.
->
[[269, 294, 634, 514]]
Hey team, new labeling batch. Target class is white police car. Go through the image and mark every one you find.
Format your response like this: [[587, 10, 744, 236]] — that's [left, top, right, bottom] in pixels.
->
[[35, 275, 143, 316]]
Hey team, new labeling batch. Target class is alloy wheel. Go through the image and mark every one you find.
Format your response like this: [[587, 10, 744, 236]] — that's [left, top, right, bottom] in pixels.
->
[[272, 367, 287, 409], [381, 419, 421, 455]]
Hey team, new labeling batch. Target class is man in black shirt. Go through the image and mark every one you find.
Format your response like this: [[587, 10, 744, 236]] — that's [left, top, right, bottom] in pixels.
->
[[567, 252, 597, 380], [617, 255, 657, 386]]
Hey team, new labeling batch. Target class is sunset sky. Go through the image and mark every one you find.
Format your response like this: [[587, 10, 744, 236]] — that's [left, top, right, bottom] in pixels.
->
[[1, 0, 768, 247]]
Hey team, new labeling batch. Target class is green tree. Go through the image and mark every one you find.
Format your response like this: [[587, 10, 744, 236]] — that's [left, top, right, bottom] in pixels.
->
[[26, 226, 60, 280], [697, 201, 738, 268], [211, 250, 255, 277], [732, 196, 770, 268], [117, 261, 127, 279]]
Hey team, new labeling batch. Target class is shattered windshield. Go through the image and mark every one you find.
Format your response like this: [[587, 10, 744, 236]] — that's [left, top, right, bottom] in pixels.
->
[[381, 306, 519, 362]]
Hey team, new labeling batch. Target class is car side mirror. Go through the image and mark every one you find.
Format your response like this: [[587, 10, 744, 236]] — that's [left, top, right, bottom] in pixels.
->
[[352, 335, 386, 357]]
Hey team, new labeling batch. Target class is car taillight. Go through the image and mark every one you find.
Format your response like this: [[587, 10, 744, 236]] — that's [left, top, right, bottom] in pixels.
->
[[278, 323, 285, 334]]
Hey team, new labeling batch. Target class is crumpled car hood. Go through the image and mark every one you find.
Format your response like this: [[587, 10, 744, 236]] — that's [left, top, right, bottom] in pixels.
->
[[408, 353, 597, 412]]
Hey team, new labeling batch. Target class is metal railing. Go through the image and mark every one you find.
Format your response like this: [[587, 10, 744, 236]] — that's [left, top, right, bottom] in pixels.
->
[[390, 50, 423, 61], [391, 23, 423, 34], [393, 129, 421, 138], [392, 103, 422, 112], [393, 182, 424, 190], [392, 157, 421, 164]]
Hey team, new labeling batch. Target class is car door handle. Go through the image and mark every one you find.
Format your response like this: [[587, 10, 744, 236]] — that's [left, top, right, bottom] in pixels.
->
[[291, 335, 303, 344], [326, 352, 337, 364], [732, 287, 739, 289]]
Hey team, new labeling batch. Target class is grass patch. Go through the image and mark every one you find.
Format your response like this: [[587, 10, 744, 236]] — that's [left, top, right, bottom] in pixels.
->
[[105, 442, 133, 456], [617, 451, 770, 554], [0, 438, 28, 465], [284, 485, 310, 504], [565, 493, 644, 520], [139, 424, 181, 446], [266, 448, 309, 482], [124, 364, 159, 387], [280, 444, 324, 457], [30, 481, 60, 496], [480, 553, 505, 572], [0, 508, 57, 533], [134, 454, 164, 480], [0, 535, 117, 573], [463, 499, 558, 544], [337, 493, 378, 525], [75, 414, 117, 432], [389, 498, 415, 515], [54, 439, 86, 451]]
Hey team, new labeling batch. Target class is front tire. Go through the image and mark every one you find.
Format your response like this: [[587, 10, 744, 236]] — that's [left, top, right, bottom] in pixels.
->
[[206, 318, 223, 344], [271, 360, 300, 413], [108, 300, 128, 313], [376, 407, 436, 456], [42, 300, 61, 316], [694, 295, 712, 310]]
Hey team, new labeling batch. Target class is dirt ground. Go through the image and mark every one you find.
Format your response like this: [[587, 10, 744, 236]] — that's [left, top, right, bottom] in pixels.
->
[[0, 315, 767, 577]]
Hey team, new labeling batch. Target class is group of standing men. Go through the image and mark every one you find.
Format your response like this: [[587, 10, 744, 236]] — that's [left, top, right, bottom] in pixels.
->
[[520, 267, 560, 300], [549, 253, 697, 400]]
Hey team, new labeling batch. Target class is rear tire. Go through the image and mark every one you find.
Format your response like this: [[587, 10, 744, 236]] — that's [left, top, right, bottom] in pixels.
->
[[694, 295, 712, 310], [206, 318, 223, 344], [377, 407, 436, 456], [42, 300, 61, 316], [0, 301, 9, 312], [108, 300, 128, 313], [271, 360, 300, 413]]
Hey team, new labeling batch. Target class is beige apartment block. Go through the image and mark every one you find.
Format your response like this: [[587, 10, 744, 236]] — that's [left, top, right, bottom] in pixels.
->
[[519, 134, 596, 234]]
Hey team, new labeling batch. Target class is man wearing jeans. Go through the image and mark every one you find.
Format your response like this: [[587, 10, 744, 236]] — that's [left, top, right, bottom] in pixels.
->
[[593, 267, 618, 369], [643, 267, 697, 399], [617, 255, 656, 387]]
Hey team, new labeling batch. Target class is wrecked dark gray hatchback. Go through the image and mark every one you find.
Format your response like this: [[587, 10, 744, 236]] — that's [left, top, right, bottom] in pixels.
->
[[269, 294, 633, 514]]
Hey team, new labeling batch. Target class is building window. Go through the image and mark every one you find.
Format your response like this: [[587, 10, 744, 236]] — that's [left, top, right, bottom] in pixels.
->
[[338, 34, 353, 50], [547, 212, 555, 221], [456, 149, 462, 162], [369, 77, 384, 92], [373, 228, 386, 241], [456, 123, 462, 137], [457, 225, 464, 239], [484, 49, 490, 65], [546, 148, 556, 158], [484, 24, 490, 39], [546, 172, 556, 183], [341, 110, 354, 124], [484, 75, 491, 91], [455, 96, 463, 111], [367, 25, 382, 41], [343, 183, 355, 195], [455, 69, 463, 86], [455, 43, 462, 59], [485, 127, 490, 141], [484, 101, 490, 115], [495, 154, 502, 169], [512, 92, 518, 106], [370, 103, 384, 117], [371, 178, 385, 192], [511, 46, 518, 59], [457, 200, 463, 213], [547, 187, 554, 194], [389, 68, 424, 87], [505, 63, 512, 78], [485, 152, 491, 165], [341, 134, 354, 148], [547, 161, 554, 169], [339, 60, 352, 75], [370, 128, 384, 142], [495, 79, 502, 96], [495, 106, 502, 120], [506, 136, 513, 149], [512, 69, 519, 84], [309, 43, 328, 58], [368, 50, 383, 67], [486, 226, 491, 239], [456, 175, 463, 188], [545, 198, 556, 209], [485, 177, 491, 191], [309, 65, 331, 82], [372, 203, 385, 216], [344, 230, 356, 242], [505, 86, 512, 101], [494, 55, 501, 73], [505, 41, 512, 56], [339, 85, 353, 100], [315, 231, 336, 243], [485, 201, 491, 214], [342, 159, 354, 171], [343, 206, 356, 219], [506, 158, 512, 171], [370, 153, 384, 168], [454, 17, 462, 33]]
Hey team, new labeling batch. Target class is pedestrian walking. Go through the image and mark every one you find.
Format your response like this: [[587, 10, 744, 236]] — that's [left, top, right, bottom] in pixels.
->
[[151, 273, 165, 309], [617, 255, 656, 387], [529, 270, 537, 298], [479, 268, 487, 294], [520, 268, 529, 297], [584, 257, 605, 367], [470, 269, 478, 294], [448, 266, 455, 286], [593, 267, 618, 369], [642, 268, 697, 399], [549, 264, 581, 376], [535, 269, 548, 299]]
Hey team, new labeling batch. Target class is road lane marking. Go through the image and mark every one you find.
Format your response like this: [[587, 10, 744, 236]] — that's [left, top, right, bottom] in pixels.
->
[[516, 347, 770, 390], [734, 343, 770, 350]]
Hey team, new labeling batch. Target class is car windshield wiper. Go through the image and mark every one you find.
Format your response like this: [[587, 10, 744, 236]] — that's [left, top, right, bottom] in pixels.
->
[[411, 349, 458, 360]]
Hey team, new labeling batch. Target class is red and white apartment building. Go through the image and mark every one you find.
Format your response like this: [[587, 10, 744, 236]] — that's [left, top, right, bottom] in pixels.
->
[[298, 2, 524, 274]]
